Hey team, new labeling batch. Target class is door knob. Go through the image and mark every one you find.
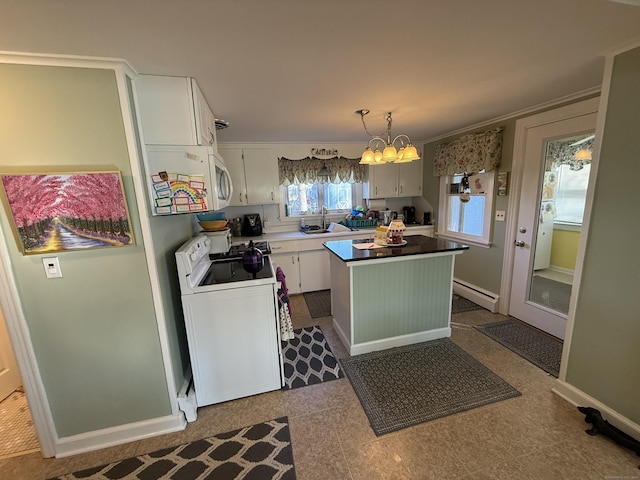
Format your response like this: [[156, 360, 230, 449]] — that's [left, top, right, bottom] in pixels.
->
[[514, 240, 525, 247]]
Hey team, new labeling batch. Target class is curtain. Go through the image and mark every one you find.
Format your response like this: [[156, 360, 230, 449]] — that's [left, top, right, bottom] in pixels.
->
[[546, 136, 593, 171], [433, 127, 503, 176], [278, 156, 365, 185]]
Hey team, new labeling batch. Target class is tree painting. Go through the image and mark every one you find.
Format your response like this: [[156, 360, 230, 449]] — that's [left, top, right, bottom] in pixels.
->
[[0, 171, 134, 254]]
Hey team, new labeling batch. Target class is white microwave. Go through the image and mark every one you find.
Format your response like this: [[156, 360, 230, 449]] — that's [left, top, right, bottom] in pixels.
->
[[210, 149, 233, 210]]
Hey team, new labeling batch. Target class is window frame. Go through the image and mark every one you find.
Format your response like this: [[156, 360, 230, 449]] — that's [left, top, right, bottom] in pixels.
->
[[280, 182, 363, 218], [437, 171, 496, 247]]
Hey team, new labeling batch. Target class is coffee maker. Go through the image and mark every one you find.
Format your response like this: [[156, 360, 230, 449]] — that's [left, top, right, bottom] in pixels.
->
[[402, 206, 417, 224], [242, 213, 263, 236]]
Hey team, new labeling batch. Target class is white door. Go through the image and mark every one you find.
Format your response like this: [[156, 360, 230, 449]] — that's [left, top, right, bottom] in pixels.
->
[[0, 306, 21, 401], [509, 103, 597, 340]]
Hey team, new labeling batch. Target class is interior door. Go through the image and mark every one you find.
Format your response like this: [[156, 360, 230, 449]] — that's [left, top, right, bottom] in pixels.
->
[[509, 112, 597, 340], [0, 306, 21, 401]]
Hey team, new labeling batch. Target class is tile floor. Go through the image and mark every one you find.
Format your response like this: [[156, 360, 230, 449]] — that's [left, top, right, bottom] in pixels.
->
[[1, 295, 638, 479]]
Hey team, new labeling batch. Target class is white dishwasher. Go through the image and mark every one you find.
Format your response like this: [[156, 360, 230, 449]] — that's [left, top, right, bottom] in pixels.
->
[[176, 235, 283, 407]]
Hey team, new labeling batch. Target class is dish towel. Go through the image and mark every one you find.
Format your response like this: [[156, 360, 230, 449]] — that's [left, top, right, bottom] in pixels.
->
[[276, 267, 294, 341]]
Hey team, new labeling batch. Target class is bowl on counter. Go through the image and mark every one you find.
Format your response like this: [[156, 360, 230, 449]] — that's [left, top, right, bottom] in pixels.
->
[[197, 212, 226, 222], [198, 220, 229, 231]]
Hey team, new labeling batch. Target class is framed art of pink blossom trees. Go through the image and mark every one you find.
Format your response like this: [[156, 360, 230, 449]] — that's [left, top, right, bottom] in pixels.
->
[[0, 170, 135, 254]]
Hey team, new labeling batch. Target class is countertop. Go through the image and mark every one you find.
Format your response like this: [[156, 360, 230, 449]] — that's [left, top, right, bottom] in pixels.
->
[[322, 234, 468, 263], [224, 224, 434, 245]]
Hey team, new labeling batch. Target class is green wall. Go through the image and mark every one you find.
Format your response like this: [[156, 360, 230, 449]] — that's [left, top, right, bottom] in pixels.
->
[[565, 46, 640, 424], [0, 64, 172, 437]]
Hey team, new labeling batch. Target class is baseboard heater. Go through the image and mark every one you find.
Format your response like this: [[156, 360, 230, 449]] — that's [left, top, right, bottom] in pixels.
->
[[453, 278, 499, 313], [177, 370, 198, 423]]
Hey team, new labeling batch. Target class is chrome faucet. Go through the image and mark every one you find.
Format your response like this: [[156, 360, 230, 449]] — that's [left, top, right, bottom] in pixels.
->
[[322, 206, 327, 230]]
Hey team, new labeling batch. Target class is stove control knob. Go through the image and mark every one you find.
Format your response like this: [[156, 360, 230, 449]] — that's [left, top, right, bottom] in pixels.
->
[[190, 252, 198, 261], [203, 238, 211, 248]]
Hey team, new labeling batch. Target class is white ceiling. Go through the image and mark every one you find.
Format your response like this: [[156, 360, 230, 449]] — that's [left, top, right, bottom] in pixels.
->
[[3, 0, 640, 144]]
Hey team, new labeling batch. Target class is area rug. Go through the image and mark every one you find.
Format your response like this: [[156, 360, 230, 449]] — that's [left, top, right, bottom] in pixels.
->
[[303, 290, 331, 318], [530, 275, 571, 315], [48, 417, 296, 480], [451, 294, 483, 314], [339, 338, 521, 436], [281, 326, 343, 390], [475, 318, 562, 377]]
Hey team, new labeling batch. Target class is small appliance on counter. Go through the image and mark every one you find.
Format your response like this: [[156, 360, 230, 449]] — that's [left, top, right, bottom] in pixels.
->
[[242, 213, 263, 236], [402, 206, 417, 224]]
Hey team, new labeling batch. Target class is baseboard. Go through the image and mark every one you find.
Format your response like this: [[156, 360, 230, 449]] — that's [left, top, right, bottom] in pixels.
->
[[553, 380, 640, 440], [349, 328, 451, 356], [548, 265, 575, 276], [453, 278, 499, 313], [54, 413, 186, 458]]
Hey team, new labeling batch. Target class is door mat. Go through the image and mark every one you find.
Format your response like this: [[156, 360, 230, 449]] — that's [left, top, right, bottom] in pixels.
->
[[339, 338, 520, 436], [281, 326, 343, 390], [530, 275, 571, 315], [475, 318, 562, 377], [303, 290, 331, 318], [451, 294, 483, 314], [48, 417, 296, 480]]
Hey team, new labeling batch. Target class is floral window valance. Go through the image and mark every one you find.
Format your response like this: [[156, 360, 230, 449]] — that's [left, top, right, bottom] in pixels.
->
[[433, 127, 504, 176], [545, 135, 594, 171], [278, 157, 365, 185]]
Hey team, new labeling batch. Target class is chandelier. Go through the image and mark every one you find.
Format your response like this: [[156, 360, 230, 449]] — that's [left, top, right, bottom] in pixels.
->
[[356, 109, 420, 165]]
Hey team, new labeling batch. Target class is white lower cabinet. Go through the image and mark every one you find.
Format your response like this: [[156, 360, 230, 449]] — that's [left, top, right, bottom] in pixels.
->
[[271, 252, 302, 295], [299, 250, 331, 292]]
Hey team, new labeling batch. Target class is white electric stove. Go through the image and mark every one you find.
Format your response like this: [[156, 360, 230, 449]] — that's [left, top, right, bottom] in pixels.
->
[[175, 235, 283, 408]]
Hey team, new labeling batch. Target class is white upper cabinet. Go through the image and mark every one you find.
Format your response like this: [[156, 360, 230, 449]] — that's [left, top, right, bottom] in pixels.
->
[[364, 159, 423, 198], [136, 75, 217, 148], [218, 146, 280, 205]]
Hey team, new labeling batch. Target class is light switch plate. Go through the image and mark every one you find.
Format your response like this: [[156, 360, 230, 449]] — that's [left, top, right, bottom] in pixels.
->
[[495, 210, 506, 222], [42, 257, 62, 279]]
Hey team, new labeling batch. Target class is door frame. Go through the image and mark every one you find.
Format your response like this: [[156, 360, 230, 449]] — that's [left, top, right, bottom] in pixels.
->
[[499, 97, 601, 339]]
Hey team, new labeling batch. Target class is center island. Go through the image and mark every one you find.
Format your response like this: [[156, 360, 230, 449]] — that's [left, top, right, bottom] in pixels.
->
[[323, 234, 469, 355]]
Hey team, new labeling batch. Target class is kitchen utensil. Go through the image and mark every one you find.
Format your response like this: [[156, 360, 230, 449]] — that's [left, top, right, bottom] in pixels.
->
[[242, 240, 264, 273]]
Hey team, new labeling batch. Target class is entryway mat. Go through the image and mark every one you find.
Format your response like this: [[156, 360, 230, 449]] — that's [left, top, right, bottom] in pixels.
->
[[48, 417, 296, 480], [451, 294, 483, 314], [339, 338, 521, 436], [281, 326, 343, 390], [303, 290, 331, 318], [475, 318, 562, 377]]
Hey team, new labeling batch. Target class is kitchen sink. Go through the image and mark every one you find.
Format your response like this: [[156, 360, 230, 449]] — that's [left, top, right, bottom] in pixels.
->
[[302, 229, 330, 235]]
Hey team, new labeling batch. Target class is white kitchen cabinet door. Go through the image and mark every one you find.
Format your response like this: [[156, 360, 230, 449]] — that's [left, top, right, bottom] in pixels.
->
[[243, 148, 280, 204], [367, 163, 398, 198], [397, 158, 423, 197], [218, 147, 247, 206], [191, 79, 217, 148], [271, 252, 301, 294], [299, 250, 330, 292]]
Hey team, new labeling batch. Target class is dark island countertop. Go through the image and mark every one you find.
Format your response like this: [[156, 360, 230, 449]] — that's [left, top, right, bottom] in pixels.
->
[[323, 234, 469, 263]]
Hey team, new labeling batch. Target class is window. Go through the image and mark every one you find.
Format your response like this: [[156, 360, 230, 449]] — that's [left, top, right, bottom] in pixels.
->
[[438, 172, 495, 246], [285, 182, 358, 216], [552, 163, 591, 224]]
